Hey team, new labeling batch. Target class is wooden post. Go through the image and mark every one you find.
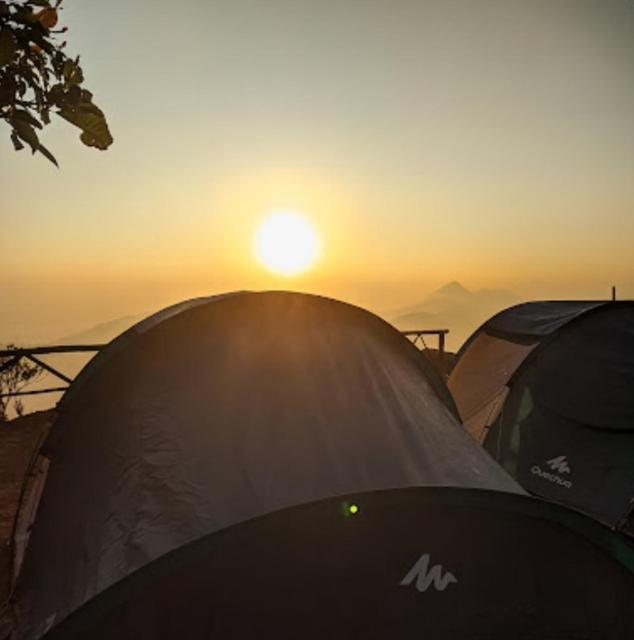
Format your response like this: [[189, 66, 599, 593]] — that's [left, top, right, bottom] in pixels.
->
[[438, 331, 445, 359]]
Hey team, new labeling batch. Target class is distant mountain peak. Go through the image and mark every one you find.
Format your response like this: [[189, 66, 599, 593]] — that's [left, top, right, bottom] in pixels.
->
[[389, 281, 520, 351], [434, 281, 470, 296]]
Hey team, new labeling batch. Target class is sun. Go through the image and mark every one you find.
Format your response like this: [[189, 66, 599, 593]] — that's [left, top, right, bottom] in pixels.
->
[[254, 211, 321, 276]]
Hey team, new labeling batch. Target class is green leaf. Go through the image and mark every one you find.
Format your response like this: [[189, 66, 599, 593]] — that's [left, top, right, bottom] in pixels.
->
[[37, 141, 58, 167], [10, 121, 57, 165], [76, 101, 102, 116], [13, 8, 37, 24], [48, 83, 64, 105], [11, 117, 40, 152], [0, 28, 17, 68], [26, 27, 55, 54], [10, 131, 25, 151], [62, 59, 83, 86], [66, 84, 81, 105], [0, 77, 14, 107], [58, 101, 113, 150], [13, 109, 43, 129]]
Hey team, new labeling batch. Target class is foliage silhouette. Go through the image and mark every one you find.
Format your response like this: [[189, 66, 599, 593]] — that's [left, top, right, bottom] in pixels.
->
[[0, 0, 112, 166], [0, 347, 42, 420]]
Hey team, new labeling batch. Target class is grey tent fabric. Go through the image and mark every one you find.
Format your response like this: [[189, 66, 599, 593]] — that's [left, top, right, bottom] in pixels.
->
[[481, 301, 607, 340], [529, 306, 634, 430], [515, 404, 634, 526], [38, 488, 634, 640], [57, 292, 245, 409], [15, 291, 521, 639], [449, 300, 634, 533]]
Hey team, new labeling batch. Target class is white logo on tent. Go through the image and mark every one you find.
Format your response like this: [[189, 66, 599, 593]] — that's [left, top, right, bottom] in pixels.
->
[[546, 455, 571, 474], [400, 553, 458, 592], [531, 455, 573, 489]]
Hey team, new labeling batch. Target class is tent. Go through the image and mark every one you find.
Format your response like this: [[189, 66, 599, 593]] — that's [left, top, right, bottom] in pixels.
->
[[0, 411, 53, 637], [448, 300, 634, 535], [36, 489, 634, 640], [11, 292, 634, 639]]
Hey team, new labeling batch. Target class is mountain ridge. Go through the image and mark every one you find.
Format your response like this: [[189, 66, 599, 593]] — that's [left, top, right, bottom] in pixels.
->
[[389, 281, 519, 350]]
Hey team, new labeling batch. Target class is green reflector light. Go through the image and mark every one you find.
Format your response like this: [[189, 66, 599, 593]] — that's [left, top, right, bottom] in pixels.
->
[[348, 504, 359, 515]]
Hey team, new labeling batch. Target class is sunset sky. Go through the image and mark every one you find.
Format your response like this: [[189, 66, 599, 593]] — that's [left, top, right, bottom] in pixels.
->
[[2, 0, 634, 343]]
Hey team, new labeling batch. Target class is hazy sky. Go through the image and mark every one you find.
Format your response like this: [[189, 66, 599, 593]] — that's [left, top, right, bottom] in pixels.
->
[[2, 0, 634, 341]]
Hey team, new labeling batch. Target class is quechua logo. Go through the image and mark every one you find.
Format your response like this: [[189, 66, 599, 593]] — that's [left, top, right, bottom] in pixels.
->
[[400, 553, 458, 592], [546, 455, 571, 474], [531, 455, 573, 488]]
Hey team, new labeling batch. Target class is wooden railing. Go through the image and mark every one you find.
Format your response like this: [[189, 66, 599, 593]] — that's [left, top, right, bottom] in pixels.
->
[[0, 345, 104, 399], [400, 329, 448, 356]]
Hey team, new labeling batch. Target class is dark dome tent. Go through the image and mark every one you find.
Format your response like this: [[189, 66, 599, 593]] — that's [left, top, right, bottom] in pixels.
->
[[11, 293, 634, 639], [448, 300, 634, 536]]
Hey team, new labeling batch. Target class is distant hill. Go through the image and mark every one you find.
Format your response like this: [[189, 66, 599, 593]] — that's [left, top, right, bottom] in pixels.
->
[[389, 281, 519, 351], [0, 315, 142, 419], [57, 315, 141, 345]]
